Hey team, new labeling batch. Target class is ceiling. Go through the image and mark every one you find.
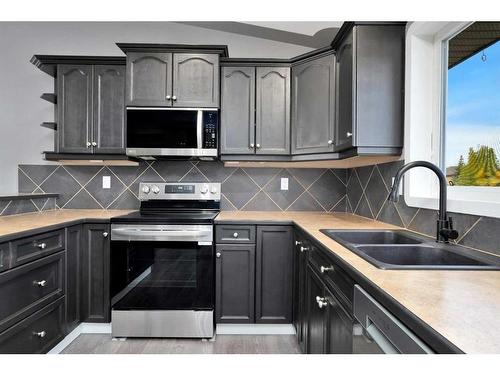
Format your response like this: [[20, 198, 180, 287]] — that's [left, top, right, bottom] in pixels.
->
[[177, 21, 343, 48]]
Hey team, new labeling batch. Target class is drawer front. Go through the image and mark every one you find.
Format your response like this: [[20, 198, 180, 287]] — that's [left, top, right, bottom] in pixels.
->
[[10, 230, 65, 269], [0, 297, 65, 354], [309, 246, 354, 308], [0, 243, 9, 273], [0, 252, 65, 332], [216, 225, 256, 244]]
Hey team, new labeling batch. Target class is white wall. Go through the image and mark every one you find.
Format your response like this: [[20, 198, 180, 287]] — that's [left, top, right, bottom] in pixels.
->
[[0, 22, 312, 194]]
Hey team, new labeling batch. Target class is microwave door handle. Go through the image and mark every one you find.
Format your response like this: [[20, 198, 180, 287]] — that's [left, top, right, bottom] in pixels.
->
[[197, 110, 203, 149]]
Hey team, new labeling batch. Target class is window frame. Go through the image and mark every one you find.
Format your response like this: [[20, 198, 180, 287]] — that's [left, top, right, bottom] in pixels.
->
[[403, 21, 500, 219]]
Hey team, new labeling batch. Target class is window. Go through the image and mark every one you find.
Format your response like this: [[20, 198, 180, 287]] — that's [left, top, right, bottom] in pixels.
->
[[404, 22, 500, 218]]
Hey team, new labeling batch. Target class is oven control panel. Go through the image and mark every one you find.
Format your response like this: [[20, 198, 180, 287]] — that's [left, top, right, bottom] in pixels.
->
[[139, 182, 221, 201]]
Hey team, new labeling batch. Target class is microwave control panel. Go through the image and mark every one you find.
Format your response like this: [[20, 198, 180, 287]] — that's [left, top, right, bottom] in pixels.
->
[[202, 111, 218, 149]]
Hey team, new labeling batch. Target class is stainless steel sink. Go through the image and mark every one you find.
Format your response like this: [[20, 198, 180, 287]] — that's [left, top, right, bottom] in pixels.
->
[[320, 229, 500, 270]]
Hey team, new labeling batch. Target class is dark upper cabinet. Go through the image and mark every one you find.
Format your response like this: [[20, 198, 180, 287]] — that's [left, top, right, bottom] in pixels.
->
[[125, 52, 219, 108], [93, 65, 125, 154], [256, 67, 290, 155], [125, 52, 172, 107], [80, 224, 110, 323], [57, 65, 93, 153], [334, 24, 405, 152], [291, 54, 335, 155], [306, 264, 326, 354], [215, 244, 255, 324], [255, 226, 293, 323], [220, 66, 255, 154], [172, 53, 219, 108], [221, 65, 290, 156], [65, 225, 82, 333]]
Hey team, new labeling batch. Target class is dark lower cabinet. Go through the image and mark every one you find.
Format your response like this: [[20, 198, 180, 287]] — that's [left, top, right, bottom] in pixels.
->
[[293, 234, 308, 353], [216, 244, 255, 323], [325, 288, 353, 353], [65, 225, 82, 332], [256, 226, 293, 323], [306, 265, 327, 354], [80, 224, 110, 323]]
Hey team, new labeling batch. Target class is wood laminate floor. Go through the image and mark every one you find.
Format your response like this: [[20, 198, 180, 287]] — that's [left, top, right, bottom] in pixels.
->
[[61, 334, 301, 354]]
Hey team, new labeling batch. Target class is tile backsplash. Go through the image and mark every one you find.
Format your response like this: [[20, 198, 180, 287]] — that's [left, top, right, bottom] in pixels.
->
[[18, 161, 348, 213], [0, 195, 56, 216], [346, 160, 500, 257]]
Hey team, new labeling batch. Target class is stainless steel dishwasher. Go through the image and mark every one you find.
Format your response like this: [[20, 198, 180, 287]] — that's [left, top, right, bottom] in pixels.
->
[[353, 285, 433, 354]]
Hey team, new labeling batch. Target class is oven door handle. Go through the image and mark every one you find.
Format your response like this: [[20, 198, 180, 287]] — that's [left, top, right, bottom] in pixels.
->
[[111, 228, 213, 242]]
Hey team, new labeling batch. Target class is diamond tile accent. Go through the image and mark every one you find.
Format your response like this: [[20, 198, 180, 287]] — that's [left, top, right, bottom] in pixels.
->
[[220, 194, 237, 211], [0, 200, 11, 215], [355, 194, 374, 219], [242, 191, 281, 211], [346, 170, 363, 211], [332, 169, 348, 186], [40, 167, 81, 207], [65, 189, 102, 209], [222, 169, 260, 209], [109, 163, 149, 186], [263, 170, 304, 210], [180, 167, 209, 183], [309, 170, 345, 210], [356, 166, 373, 188], [287, 192, 324, 211], [18, 165, 58, 185], [243, 168, 281, 188], [377, 201, 404, 227], [458, 217, 500, 255], [197, 161, 235, 182], [153, 161, 195, 181], [331, 196, 347, 213], [63, 166, 103, 186], [18, 170, 37, 193], [287, 168, 326, 189], [364, 167, 389, 218], [85, 168, 126, 208], [407, 208, 438, 238], [108, 189, 140, 210], [2, 199, 38, 216]]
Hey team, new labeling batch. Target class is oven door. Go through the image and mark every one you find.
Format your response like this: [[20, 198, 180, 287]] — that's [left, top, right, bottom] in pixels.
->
[[126, 107, 202, 157], [110, 224, 214, 311]]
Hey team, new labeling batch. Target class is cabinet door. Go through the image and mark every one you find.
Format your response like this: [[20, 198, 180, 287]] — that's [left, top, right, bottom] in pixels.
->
[[291, 55, 335, 155], [80, 224, 110, 323], [172, 53, 219, 108], [93, 65, 125, 154], [65, 225, 82, 333], [57, 65, 93, 153], [216, 244, 255, 323], [256, 67, 290, 155], [255, 226, 293, 323], [325, 288, 353, 354], [293, 235, 308, 352], [220, 67, 255, 154], [306, 265, 326, 354], [335, 29, 354, 151], [126, 52, 172, 106]]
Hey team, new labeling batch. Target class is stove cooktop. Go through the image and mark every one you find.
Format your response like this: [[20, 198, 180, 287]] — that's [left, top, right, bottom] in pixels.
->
[[111, 210, 220, 224]]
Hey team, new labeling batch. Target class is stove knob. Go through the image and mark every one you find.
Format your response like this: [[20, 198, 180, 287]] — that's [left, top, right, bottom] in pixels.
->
[[200, 184, 209, 194], [210, 186, 218, 194], [151, 185, 160, 194], [142, 185, 150, 194]]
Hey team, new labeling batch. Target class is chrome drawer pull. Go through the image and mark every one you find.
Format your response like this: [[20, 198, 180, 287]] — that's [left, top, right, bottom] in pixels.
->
[[300, 246, 309, 253], [316, 296, 328, 308], [233, 232, 239, 238], [34, 331, 46, 338], [295, 240, 301, 246], [35, 280, 47, 287], [320, 265, 334, 274], [103, 232, 109, 238], [37, 243, 47, 249]]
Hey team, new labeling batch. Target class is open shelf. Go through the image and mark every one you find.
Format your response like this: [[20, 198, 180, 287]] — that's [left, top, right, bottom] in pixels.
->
[[40, 93, 57, 104], [40, 122, 57, 130]]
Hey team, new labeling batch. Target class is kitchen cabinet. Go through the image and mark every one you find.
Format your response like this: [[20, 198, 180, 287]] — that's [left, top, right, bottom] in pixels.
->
[[65, 225, 82, 332], [255, 226, 293, 323], [126, 52, 219, 108], [306, 264, 327, 353], [215, 244, 255, 323], [293, 234, 308, 353], [57, 64, 125, 154], [220, 66, 255, 154], [221, 66, 290, 156], [291, 53, 336, 155], [80, 224, 110, 323], [333, 23, 405, 152], [325, 287, 353, 353]]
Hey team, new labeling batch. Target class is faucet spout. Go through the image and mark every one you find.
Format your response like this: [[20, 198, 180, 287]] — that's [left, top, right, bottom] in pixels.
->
[[388, 161, 458, 243]]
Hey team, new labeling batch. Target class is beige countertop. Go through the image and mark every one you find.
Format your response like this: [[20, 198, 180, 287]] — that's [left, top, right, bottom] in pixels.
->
[[1, 209, 499, 353]]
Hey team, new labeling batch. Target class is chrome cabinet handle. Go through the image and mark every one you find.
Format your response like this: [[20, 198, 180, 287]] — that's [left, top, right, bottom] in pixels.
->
[[295, 240, 302, 246], [34, 331, 46, 338], [216, 252, 221, 258], [86, 142, 91, 148], [250, 143, 255, 148], [102, 232, 109, 238], [35, 280, 47, 287], [172, 96, 177, 101], [166, 95, 171, 100], [316, 296, 328, 309], [346, 132, 353, 138], [320, 265, 334, 274], [328, 140, 333, 145], [300, 246, 309, 253], [256, 144, 261, 148], [37, 243, 47, 249], [92, 141, 97, 147], [233, 232, 239, 238]]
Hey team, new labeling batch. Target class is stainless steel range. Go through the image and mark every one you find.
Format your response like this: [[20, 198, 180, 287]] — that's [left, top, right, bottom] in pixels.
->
[[110, 182, 220, 338]]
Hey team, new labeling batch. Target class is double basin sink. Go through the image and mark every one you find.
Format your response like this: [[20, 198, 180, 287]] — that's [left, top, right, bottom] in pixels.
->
[[320, 229, 500, 270]]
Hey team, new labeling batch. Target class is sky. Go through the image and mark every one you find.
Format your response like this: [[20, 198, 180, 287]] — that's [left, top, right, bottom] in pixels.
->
[[445, 39, 500, 168]]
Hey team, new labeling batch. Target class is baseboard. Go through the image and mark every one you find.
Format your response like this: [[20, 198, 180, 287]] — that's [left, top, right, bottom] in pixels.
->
[[216, 324, 296, 335], [48, 323, 111, 354]]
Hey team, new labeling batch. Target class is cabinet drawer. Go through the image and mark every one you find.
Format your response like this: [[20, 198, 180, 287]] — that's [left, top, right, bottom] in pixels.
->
[[216, 225, 256, 244], [309, 246, 354, 308], [9, 230, 65, 269], [0, 297, 65, 354], [0, 243, 9, 273], [0, 252, 65, 332]]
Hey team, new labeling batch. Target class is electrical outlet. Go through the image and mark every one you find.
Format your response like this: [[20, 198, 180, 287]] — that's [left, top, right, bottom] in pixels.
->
[[102, 176, 111, 189], [280, 178, 289, 191]]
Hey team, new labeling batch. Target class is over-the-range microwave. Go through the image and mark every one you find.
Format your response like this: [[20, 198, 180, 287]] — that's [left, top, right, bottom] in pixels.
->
[[126, 107, 218, 159]]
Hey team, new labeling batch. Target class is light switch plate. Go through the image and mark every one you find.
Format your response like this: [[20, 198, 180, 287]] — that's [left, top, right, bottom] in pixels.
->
[[280, 178, 289, 191], [102, 176, 111, 189]]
